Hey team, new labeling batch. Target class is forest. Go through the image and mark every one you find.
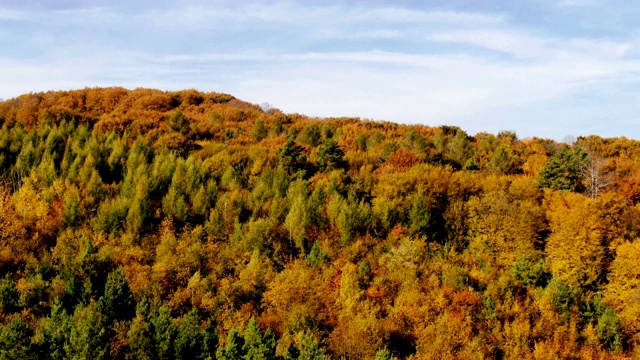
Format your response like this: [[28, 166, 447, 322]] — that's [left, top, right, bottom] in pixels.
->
[[0, 87, 640, 359]]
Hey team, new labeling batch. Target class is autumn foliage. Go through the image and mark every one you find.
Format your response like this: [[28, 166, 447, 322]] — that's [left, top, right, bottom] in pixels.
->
[[0, 87, 640, 358]]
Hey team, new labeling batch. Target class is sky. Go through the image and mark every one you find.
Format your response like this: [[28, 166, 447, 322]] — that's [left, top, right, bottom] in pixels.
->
[[1, 0, 640, 140]]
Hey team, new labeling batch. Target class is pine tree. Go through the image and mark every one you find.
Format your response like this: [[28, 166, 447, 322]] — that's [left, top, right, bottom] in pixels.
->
[[175, 309, 204, 360], [242, 317, 276, 360], [0, 318, 33, 359], [536, 148, 587, 192], [0, 275, 19, 313], [277, 137, 306, 175], [33, 300, 70, 360], [252, 119, 268, 141], [97, 268, 136, 325], [317, 139, 345, 171], [216, 329, 244, 360], [152, 306, 177, 360], [65, 303, 109, 360], [298, 331, 326, 360], [201, 320, 218, 360]]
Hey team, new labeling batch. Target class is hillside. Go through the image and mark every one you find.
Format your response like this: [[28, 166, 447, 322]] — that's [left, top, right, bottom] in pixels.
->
[[1, 87, 640, 359]]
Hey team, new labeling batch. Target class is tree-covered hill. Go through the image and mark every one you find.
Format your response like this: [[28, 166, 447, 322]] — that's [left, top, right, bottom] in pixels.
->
[[1, 87, 640, 359]]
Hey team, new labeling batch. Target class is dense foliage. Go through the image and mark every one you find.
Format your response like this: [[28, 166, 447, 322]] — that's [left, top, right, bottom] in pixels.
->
[[1, 87, 640, 359]]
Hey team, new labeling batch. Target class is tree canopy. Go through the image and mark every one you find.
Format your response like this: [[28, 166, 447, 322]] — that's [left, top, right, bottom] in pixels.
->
[[0, 87, 639, 358]]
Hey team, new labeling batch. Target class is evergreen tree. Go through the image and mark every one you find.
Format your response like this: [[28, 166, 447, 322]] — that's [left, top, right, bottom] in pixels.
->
[[375, 348, 394, 360], [298, 124, 321, 147], [33, 300, 70, 360], [127, 297, 154, 360], [151, 306, 177, 360], [242, 317, 276, 360], [128, 315, 154, 360], [216, 329, 244, 360], [0, 318, 33, 359], [277, 137, 306, 175], [97, 268, 136, 325], [175, 309, 204, 360], [201, 320, 218, 360], [306, 241, 329, 267], [252, 119, 268, 141], [168, 109, 190, 135], [408, 195, 432, 238], [298, 331, 326, 360], [65, 303, 109, 360], [536, 148, 587, 192], [317, 139, 345, 171], [0, 275, 19, 313]]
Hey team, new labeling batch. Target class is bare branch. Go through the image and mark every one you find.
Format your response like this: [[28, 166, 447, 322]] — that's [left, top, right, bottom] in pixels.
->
[[580, 153, 615, 198]]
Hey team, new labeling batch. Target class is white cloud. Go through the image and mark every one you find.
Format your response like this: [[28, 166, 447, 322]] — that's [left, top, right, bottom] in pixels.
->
[[0, 7, 26, 20], [137, 4, 505, 33], [557, 0, 601, 8]]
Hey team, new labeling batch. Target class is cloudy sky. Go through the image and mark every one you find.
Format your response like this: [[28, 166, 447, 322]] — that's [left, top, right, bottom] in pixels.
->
[[1, 0, 640, 140]]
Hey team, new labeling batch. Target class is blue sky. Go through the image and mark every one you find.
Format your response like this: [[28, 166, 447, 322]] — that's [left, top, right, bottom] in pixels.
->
[[1, 0, 640, 140]]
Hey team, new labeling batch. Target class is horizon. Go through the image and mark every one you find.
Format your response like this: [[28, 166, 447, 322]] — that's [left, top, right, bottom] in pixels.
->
[[2, 0, 640, 141]]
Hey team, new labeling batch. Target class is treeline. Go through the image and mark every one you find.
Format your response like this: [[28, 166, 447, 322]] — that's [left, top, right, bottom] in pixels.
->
[[1, 87, 640, 359]]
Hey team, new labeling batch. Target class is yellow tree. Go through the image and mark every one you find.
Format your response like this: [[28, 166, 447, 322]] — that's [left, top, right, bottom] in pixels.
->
[[605, 239, 640, 343], [545, 192, 605, 289], [467, 176, 545, 270]]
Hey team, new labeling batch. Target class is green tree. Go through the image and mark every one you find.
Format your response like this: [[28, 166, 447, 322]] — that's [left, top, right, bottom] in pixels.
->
[[62, 183, 82, 226], [317, 139, 345, 171], [536, 148, 587, 192], [285, 195, 308, 255], [127, 298, 154, 360], [162, 185, 188, 222], [94, 196, 129, 235], [97, 268, 135, 325], [408, 195, 432, 238], [596, 308, 623, 352], [488, 145, 516, 174], [151, 306, 177, 360], [298, 124, 321, 147], [277, 137, 306, 175], [252, 119, 268, 141], [65, 303, 109, 360], [242, 317, 276, 360], [201, 321, 218, 360], [0, 318, 33, 360], [175, 309, 204, 360], [375, 348, 395, 360], [306, 242, 329, 267], [298, 331, 326, 360], [445, 129, 473, 168], [355, 134, 367, 151], [0, 275, 19, 313], [216, 329, 244, 360], [33, 300, 70, 360]]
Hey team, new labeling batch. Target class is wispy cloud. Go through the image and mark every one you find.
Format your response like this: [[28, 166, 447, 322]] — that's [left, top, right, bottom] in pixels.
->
[[0, 7, 26, 20]]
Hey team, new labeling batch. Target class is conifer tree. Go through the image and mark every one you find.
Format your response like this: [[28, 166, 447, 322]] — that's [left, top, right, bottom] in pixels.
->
[[175, 309, 204, 360], [242, 317, 276, 360], [317, 139, 345, 171], [0, 318, 33, 359], [216, 329, 245, 360], [152, 306, 177, 360], [277, 137, 306, 175], [97, 268, 135, 325]]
